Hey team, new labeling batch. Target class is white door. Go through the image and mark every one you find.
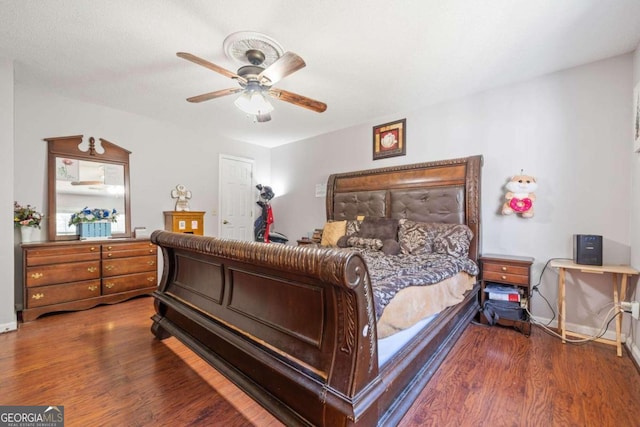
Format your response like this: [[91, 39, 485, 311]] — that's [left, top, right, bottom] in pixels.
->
[[219, 155, 254, 241]]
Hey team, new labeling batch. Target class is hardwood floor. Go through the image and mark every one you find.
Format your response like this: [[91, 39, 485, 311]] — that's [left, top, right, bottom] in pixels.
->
[[1, 297, 639, 426]]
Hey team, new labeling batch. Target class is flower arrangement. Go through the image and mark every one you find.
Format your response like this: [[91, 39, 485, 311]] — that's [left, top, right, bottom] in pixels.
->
[[69, 207, 118, 226], [14, 201, 43, 229]]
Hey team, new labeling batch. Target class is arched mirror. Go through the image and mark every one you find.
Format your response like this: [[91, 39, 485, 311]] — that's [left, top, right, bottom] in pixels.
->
[[46, 135, 131, 241]]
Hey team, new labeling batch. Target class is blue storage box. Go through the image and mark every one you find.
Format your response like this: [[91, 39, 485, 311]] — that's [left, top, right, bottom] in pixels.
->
[[78, 221, 112, 240]]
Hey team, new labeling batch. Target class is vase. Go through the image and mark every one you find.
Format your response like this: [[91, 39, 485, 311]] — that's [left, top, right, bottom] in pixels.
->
[[20, 226, 34, 243]]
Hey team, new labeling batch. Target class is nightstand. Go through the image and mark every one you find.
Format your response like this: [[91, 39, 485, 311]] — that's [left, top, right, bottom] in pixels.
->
[[479, 254, 534, 334]]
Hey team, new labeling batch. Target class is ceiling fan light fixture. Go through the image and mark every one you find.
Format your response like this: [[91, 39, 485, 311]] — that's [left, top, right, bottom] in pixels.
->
[[234, 89, 274, 116], [254, 112, 271, 123]]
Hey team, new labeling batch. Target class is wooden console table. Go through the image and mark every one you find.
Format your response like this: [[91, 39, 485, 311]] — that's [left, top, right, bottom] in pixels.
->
[[550, 259, 639, 357]]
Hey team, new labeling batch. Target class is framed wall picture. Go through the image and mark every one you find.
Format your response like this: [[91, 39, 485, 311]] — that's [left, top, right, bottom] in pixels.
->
[[635, 81, 640, 152], [373, 119, 406, 160]]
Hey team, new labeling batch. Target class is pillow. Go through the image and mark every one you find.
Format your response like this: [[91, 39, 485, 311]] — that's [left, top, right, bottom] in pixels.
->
[[320, 220, 347, 246], [398, 219, 437, 255], [336, 235, 350, 248], [335, 218, 364, 247], [358, 217, 399, 241], [345, 219, 363, 237], [432, 224, 473, 258], [346, 236, 383, 250], [381, 239, 401, 256]]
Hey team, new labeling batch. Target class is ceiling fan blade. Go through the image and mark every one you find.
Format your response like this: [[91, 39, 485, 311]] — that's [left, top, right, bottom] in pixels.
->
[[268, 89, 327, 113], [186, 87, 243, 103], [177, 52, 247, 85], [259, 52, 306, 86]]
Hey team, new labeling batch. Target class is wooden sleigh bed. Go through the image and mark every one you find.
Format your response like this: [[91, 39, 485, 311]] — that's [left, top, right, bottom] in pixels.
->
[[150, 155, 482, 426]]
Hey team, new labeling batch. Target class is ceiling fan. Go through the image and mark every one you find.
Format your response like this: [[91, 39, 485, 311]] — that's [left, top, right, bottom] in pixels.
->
[[177, 35, 327, 122]]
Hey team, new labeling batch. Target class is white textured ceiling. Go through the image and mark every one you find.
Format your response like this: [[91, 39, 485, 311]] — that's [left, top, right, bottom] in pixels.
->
[[2, 0, 640, 148]]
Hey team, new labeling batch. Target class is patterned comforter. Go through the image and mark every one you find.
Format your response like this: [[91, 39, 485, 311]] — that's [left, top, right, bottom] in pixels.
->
[[351, 249, 479, 320]]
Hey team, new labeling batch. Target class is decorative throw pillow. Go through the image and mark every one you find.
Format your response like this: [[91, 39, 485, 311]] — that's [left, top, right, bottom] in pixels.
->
[[398, 219, 437, 255], [320, 220, 347, 247], [346, 236, 384, 250], [432, 224, 473, 258], [345, 219, 363, 237], [336, 218, 364, 247], [336, 235, 350, 248], [381, 239, 401, 256], [358, 217, 399, 241]]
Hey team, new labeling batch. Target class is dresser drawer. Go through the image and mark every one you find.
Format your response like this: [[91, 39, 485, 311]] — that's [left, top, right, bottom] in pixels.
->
[[26, 279, 101, 308], [26, 260, 101, 287], [102, 242, 157, 259], [102, 272, 157, 294], [25, 245, 100, 266], [102, 255, 157, 277]]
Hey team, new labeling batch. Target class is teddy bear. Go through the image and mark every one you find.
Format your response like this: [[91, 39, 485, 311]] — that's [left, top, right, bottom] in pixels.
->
[[502, 174, 537, 218]]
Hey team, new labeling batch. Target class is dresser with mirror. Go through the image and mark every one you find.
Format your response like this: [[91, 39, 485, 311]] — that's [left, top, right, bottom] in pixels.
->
[[20, 135, 157, 322]]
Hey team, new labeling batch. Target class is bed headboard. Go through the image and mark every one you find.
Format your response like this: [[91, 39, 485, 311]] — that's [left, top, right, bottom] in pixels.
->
[[326, 155, 483, 262]]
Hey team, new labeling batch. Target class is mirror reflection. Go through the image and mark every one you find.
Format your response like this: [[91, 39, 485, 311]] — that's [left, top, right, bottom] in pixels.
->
[[46, 134, 131, 241], [55, 158, 126, 235]]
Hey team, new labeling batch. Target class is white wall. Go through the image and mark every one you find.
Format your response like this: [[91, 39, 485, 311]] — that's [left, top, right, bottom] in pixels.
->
[[8, 84, 270, 319], [272, 53, 634, 338], [0, 58, 16, 331], [628, 42, 640, 360]]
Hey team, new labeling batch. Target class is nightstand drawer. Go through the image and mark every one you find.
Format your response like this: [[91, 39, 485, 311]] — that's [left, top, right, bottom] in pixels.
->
[[483, 271, 530, 286], [483, 263, 529, 277]]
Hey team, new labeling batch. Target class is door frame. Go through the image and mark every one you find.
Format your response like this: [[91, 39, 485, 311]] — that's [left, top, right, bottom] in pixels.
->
[[218, 154, 255, 241]]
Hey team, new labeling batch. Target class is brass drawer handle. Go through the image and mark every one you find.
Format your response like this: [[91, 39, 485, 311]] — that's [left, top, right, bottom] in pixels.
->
[[107, 253, 113, 258], [32, 293, 44, 300], [105, 283, 115, 289], [149, 249, 154, 253], [88, 285, 98, 291], [104, 265, 115, 271], [90, 246, 96, 251], [107, 246, 113, 250], [30, 272, 43, 279], [501, 266, 507, 271], [147, 277, 155, 283], [147, 260, 155, 266], [501, 275, 507, 280], [87, 267, 98, 273]]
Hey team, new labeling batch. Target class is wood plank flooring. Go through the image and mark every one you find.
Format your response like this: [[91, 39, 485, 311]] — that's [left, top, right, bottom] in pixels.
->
[[1, 296, 639, 426]]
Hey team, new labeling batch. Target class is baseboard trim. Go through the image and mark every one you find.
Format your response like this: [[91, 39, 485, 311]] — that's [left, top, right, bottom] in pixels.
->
[[534, 316, 640, 367], [0, 320, 17, 334], [533, 317, 621, 342], [624, 337, 640, 371]]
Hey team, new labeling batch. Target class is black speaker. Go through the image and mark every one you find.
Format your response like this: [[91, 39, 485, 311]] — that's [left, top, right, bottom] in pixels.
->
[[573, 234, 603, 266]]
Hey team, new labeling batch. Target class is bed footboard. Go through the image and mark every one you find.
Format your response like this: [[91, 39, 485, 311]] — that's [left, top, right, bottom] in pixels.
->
[[151, 230, 381, 426]]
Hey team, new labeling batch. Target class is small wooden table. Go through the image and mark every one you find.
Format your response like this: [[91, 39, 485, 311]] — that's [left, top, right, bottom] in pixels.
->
[[550, 259, 639, 357]]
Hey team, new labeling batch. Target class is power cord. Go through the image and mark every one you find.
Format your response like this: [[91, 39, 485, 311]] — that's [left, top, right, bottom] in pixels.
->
[[530, 257, 571, 326], [527, 305, 621, 344]]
